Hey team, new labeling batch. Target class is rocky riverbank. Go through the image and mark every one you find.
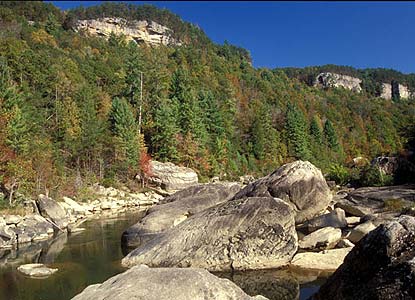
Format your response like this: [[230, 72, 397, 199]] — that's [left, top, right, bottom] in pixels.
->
[[68, 160, 415, 299], [0, 184, 164, 251]]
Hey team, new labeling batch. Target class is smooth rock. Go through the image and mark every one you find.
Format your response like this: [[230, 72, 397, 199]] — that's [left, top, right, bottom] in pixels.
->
[[299, 227, 342, 251], [336, 239, 355, 248], [148, 160, 198, 192], [345, 216, 361, 226], [37, 194, 69, 229], [4, 215, 22, 225], [122, 183, 241, 248], [122, 197, 297, 271], [62, 197, 88, 214], [18, 263, 58, 277], [290, 248, 353, 272], [313, 215, 415, 300], [346, 221, 376, 243], [305, 208, 347, 232], [232, 161, 332, 224], [71, 264, 264, 300]]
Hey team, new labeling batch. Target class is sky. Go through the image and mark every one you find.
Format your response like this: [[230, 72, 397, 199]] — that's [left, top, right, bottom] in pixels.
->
[[50, 1, 415, 74]]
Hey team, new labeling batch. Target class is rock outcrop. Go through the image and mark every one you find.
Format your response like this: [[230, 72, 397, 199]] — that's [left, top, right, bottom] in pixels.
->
[[148, 160, 198, 192], [121, 183, 241, 248], [381, 82, 411, 100], [75, 18, 180, 46], [313, 215, 415, 300], [314, 72, 362, 92], [290, 248, 353, 272], [36, 194, 70, 230], [371, 156, 399, 175], [233, 161, 332, 224], [71, 264, 266, 300], [122, 197, 297, 271]]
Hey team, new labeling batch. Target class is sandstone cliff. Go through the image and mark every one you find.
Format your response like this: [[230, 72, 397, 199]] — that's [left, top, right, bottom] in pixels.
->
[[74, 17, 181, 46], [314, 72, 362, 92]]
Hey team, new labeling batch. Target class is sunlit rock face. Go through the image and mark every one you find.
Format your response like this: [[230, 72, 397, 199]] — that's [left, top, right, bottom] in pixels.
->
[[314, 72, 362, 92], [74, 17, 181, 46], [381, 82, 410, 100]]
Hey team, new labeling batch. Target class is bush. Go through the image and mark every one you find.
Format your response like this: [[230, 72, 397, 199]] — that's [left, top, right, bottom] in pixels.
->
[[327, 163, 350, 186], [360, 165, 394, 187]]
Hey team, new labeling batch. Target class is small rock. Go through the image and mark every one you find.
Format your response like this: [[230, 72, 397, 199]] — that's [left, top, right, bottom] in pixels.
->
[[336, 239, 355, 248], [290, 248, 353, 271], [347, 221, 376, 243], [306, 208, 347, 232], [346, 216, 361, 226], [299, 227, 342, 251], [4, 215, 22, 225], [18, 263, 58, 278]]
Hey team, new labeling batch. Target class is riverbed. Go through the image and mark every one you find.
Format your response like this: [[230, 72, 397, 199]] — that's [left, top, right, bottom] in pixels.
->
[[0, 211, 326, 300]]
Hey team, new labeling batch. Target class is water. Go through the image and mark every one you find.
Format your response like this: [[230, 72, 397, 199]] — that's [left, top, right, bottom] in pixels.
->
[[0, 211, 326, 300]]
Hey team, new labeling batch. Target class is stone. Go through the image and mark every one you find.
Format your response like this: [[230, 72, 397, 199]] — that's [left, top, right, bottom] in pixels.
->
[[305, 208, 347, 232], [371, 156, 399, 176], [71, 264, 265, 300], [335, 198, 375, 217], [346, 221, 376, 243], [62, 197, 88, 214], [148, 160, 199, 192], [17, 263, 57, 277], [290, 248, 353, 272], [336, 239, 354, 248], [37, 194, 69, 230], [122, 197, 297, 272], [314, 72, 362, 92], [232, 161, 332, 224], [345, 216, 361, 226], [312, 215, 415, 300], [75, 18, 181, 46], [4, 215, 22, 225], [299, 227, 342, 251], [347, 184, 415, 202], [122, 183, 241, 248]]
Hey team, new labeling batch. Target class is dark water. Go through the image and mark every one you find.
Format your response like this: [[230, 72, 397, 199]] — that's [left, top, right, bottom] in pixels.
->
[[0, 210, 326, 300]]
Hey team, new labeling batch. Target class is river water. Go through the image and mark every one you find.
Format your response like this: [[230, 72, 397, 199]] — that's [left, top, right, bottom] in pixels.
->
[[0, 211, 326, 300]]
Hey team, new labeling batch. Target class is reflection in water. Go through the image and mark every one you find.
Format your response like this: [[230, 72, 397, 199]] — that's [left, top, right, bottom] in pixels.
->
[[0, 208, 326, 300], [0, 210, 146, 300], [217, 268, 328, 300]]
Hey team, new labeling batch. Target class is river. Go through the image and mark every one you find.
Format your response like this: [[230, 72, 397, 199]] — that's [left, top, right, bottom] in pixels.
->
[[0, 210, 325, 300]]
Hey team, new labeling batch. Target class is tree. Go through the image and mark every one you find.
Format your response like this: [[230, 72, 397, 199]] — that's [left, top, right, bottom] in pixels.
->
[[110, 97, 140, 169], [285, 103, 311, 160], [324, 119, 340, 151], [310, 116, 322, 143]]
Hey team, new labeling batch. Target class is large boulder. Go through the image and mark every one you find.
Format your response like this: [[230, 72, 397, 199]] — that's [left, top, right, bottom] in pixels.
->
[[36, 195, 69, 230], [290, 248, 353, 272], [299, 227, 342, 251], [148, 160, 198, 192], [122, 197, 297, 272], [313, 215, 415, 300], [71, 264, 266, 300], [232, 161, 332, 224], [122, 183, 241, 248]]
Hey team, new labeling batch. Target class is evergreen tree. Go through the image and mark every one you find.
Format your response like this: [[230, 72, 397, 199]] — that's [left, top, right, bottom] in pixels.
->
[[285, 103, 311, 160], [310, 116, 322, 143], [324, 119, 340, 151], [110, 97, 140, 168], [6, 105, 29, 155]]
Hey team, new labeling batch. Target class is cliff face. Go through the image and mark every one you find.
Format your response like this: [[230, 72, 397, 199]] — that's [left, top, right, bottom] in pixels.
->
[[314, 72, 362, 92], [315, 72, 411, 99], [74, 17, 181, 46]]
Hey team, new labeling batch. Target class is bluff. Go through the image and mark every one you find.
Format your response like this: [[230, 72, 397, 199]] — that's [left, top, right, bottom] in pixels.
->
[[74, 17, 181, 46]]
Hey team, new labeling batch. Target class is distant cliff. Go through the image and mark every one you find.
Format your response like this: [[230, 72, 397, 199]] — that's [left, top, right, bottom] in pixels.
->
[[314, 72, 411, 99], [74, 17, 181, 46]]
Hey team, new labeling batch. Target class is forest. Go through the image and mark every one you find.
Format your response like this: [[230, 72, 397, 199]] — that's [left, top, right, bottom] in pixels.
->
[[0, 1, 414, 206]]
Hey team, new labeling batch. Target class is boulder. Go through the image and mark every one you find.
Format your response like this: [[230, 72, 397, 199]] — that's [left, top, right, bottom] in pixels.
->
[[148, 160, 198, 192], [313, 215, 415, 300], [232, 161, 332, 223], [12, 214, 54, 243], [37, 195, 69, 230], [305, 208, 347, 232], [62, 197, 89, 214], [336, 239, 354, 248], [17, 263, 58, 277], [71, 264, 266, 300], [121, 183, 241, 248], [290, 248, 353, 272], [345, 216, 360, 226], [4, 215, 22, 225], [122, 197, 297, 272], [346, 221, 376, 243], [299, 227, 342, 251]]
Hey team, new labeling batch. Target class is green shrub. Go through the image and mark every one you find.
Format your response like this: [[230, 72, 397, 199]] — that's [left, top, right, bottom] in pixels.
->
[[327, 163, 350, 185], [360, 165, 394, 187]]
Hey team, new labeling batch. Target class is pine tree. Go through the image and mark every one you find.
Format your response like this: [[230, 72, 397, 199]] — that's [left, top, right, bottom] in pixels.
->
[[6, 105, 29, 155], [110, 97, 140, 168], [285, 103, 311, 160], [324, 119, 340, 151], [310, 116, 322, 143]]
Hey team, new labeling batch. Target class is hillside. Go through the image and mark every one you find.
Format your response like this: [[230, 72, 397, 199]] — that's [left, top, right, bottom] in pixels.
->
[[0, 1, 414, 204]]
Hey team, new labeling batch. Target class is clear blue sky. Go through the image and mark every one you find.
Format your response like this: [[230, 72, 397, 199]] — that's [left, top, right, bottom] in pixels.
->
[[49, 1, 415, 74]]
